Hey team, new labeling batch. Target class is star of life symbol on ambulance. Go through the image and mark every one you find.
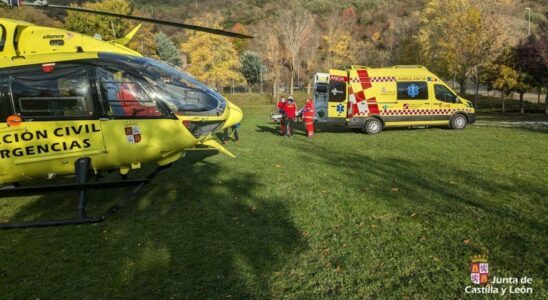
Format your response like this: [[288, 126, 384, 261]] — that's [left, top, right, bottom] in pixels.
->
[[407, 84, 420, 98], [470, 255, 489, 285], [125, 125, 142, 144], [331, 88, 343, 96], [336, 103, 345, 114]]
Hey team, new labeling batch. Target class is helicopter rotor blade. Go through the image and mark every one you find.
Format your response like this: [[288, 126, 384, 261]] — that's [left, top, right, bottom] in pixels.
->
[[1, 1, 253, 39]]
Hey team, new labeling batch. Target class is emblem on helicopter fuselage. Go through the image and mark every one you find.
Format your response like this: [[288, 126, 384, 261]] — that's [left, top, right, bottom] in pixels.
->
[[125, 125, 142, 144]]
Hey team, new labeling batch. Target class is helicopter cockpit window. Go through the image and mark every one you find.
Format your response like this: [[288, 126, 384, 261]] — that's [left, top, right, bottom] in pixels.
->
[[97, 54, 227, 117], [97, 68, 166, 118], [139, 59, 225, 116], [10, 67, 95, 119]]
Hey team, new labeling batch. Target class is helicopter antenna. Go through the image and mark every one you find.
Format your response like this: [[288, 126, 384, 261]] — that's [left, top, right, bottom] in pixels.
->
[[0, 0, 253, 39]]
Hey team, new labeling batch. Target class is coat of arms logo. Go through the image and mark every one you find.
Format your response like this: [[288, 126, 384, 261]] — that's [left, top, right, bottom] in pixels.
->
[[125, 125, 142, 144], [470, 255, 489, 285]]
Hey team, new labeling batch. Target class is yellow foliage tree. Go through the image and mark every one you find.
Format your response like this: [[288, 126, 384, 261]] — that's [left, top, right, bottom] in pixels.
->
[[0, 7, 62, 27], [64, 0, 156, 57], [416, 0, 509, 95], [180, 13, 243, 89], [322, 32, 355, 69], [320, 10, 364, 69], [128, 21, 157, 58], [65, 0, 133, 41]]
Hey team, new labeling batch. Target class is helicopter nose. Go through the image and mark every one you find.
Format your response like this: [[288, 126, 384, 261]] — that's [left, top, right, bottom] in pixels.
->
[[223, 101, 243, 129]]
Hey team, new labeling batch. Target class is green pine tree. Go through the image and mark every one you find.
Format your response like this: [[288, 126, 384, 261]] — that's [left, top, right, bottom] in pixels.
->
[[239, 51, 264, 87], [155, 32, 182, 66]]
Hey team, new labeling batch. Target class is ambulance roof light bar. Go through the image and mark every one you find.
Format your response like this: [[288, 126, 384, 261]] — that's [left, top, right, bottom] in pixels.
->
[[392, 65, 427, 69], [348, 65, 370, 70]]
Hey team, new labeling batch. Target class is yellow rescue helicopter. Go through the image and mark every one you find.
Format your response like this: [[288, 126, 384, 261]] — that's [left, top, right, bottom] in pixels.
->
[[0, 0, 251, 228]]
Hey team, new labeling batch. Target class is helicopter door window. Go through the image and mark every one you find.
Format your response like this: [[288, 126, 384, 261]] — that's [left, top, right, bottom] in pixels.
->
[[0, 25, 5, 52], [0, 77, 13, 120], [97, 68, 166, 118], [10, 67, 95, 119]]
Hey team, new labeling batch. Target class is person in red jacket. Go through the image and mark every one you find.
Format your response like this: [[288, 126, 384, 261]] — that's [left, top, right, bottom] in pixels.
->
[[302, 95, 315, 137], [276, 96, 287, 135], [283, 96, 297, 137]]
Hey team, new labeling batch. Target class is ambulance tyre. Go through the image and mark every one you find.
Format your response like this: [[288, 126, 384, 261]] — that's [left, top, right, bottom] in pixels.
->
[[364, 118, 383, 134], [450, 114, 467, 130]]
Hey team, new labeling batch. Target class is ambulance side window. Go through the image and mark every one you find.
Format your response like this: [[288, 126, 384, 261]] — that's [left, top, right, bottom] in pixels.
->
[[434, 84, 457, 103], [328, 81, 347, 102], [397, 82, 428, 100], [10, 66, 96, 119]]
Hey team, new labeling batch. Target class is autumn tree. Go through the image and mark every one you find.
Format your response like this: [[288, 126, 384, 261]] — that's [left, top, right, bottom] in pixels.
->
[[321, 9, 358, 69], [487, 64, 518, 113], [254, 23, 284, 101], [0, 7, 62, 27], [180, 13, 243, 89], [513, 72, 533, 114], [155, 32, 181, 66], [416, 0, 514, 104], [127, 10, 157, 58], [231, 23, 249, 55], [65, 0, 133, 41], [277, 7, 315, 94], [512, 34, 548, 114]]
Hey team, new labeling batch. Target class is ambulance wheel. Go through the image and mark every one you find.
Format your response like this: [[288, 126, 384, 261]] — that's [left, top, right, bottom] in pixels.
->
[[364, 118, 383, 134], [450, 114, 467, 130]]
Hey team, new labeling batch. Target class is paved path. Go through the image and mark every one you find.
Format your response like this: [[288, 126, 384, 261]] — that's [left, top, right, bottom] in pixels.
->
[[475, 120, 548, 128]]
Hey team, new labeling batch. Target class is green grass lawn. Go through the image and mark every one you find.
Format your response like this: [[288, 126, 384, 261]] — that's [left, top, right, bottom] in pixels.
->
[[1, 105, 547, 299]]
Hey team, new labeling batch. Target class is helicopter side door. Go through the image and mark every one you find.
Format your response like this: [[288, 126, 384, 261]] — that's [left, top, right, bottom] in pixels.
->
[[0, 75, 16, 183], [92, 64, 185, 172], [0, 63, 106, 181]]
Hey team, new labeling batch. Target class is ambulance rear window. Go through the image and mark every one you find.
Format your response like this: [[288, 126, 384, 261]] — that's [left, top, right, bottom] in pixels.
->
[[316, 83, 328, 94], [328, 81, 347, 102], [397, 82, 428, 100]]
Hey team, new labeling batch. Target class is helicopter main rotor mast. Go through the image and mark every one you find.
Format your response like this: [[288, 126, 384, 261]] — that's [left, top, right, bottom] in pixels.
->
[[1, 0, 253, 39]]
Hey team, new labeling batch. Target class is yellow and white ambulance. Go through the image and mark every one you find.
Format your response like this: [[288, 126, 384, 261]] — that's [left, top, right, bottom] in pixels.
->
[[313, 66, 475, 134]]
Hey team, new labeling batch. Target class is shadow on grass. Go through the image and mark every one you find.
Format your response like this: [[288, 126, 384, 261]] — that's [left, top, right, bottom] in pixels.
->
[[286, 142, 546, 286], [256, 122, 355, 137], [255, 125, 281, 136], [0, 151, 306, 298]]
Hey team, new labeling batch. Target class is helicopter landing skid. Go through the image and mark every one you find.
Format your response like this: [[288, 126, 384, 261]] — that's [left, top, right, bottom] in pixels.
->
[[0, 158, 171, 229]]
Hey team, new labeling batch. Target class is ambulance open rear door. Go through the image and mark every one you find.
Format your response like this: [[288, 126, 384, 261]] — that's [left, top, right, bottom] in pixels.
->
[[313, 73, 329, 122], [326, 69, 348, 122]]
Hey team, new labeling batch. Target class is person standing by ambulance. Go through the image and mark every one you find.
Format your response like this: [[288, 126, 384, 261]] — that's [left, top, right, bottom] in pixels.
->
[[302, 95, 315, 137], [277, 96, 287, 135], [284, 96, 297, 137]]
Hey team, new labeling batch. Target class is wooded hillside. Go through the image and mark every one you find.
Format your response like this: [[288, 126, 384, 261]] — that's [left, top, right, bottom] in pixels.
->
[[1, 0, 546, 107]]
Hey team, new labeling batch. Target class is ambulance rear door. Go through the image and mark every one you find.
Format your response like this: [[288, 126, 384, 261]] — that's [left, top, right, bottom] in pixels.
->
[[327, 69, 348, 122], [313, 81, 329, 122]]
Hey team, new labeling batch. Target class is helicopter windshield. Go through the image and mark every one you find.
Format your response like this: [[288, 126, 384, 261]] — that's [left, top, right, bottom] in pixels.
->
[[97, 53, 226, 116]]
